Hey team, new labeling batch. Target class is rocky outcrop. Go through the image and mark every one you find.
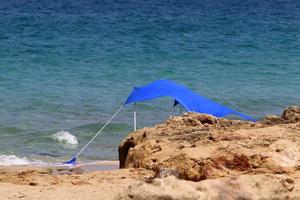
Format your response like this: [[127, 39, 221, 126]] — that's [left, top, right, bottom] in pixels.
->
[[118, 106, 300, 199], [282, 106, 300, 123], [119, 106, 300, 181], [260, 115, 284, 125], [261, 106, 300, 125]]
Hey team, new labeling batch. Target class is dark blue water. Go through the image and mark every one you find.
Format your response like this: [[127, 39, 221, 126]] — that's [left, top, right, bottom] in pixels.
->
[[0, 0, 299, 164]]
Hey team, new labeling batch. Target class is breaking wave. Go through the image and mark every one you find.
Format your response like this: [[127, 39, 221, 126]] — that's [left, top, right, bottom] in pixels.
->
[[52, 130, 79, 146]]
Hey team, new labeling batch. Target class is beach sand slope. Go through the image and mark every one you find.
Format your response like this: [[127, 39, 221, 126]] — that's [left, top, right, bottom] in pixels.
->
[[0, 166, 153, 200]]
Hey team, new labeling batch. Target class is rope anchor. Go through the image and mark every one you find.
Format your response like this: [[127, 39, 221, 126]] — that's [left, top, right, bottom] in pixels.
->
[[64, 105, 124, 165]]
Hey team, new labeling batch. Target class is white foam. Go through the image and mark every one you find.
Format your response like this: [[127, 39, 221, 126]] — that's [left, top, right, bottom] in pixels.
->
[[0, 155, 45, 166], [52, 130, 78, 146]]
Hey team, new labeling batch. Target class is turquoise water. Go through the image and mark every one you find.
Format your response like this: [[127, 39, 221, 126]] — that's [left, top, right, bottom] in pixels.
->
[[0, 0, 299, 164]]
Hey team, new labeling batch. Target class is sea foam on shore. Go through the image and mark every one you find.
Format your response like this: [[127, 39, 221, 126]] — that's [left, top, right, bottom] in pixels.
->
[[0, 155, 45, 166]]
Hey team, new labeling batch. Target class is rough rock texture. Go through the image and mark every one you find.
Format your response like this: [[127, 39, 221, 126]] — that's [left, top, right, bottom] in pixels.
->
[[116, 174, 300, 200], [118, 106, 300, 199], [282, 106, 300, 123], [261, 106, 300, 125], [261, 115, 284, 125]]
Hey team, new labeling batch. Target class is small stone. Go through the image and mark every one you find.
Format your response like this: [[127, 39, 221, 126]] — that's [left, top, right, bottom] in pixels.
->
[[156, 168, 179, 178], [280, 178, 294, 191], [29, 182, 38, 186]]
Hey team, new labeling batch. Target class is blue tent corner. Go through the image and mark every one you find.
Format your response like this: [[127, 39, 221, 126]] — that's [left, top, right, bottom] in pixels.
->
[[124, 80, 255, 121]]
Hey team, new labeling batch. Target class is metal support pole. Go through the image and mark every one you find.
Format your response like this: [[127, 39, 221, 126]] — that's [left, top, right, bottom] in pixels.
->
[[180, 104, 182, 115], [170, 104, 174, 116], [134, 103, 137, 131]]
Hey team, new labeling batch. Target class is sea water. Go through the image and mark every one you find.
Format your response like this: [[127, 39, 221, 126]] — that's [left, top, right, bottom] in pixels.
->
[[0, 0, 299, 164]]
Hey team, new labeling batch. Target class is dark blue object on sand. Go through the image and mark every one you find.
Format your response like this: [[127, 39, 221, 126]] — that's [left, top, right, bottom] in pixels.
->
[[125, 80, 255, 121], [63, 157, 77, 165]]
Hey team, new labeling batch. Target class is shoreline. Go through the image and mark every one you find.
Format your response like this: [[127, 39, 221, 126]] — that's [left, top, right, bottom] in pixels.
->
[[0, 107, 300, 199], [0, 160, 120, 174]]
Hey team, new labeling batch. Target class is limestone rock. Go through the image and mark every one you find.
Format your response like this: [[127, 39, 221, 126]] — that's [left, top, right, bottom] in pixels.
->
[[282, 106, 300, 123], [261, 115, 284, 125], [118, 107, 300, 199]]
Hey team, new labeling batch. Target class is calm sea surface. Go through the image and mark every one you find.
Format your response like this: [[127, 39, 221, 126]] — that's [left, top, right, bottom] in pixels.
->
[[0, 0, 299, 164]]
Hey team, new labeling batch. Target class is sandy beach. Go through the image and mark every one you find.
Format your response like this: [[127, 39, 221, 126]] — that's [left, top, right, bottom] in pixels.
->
[[0, 163, 154, 200], [1, 0, 299, 199], [1, 106, 300, 200]]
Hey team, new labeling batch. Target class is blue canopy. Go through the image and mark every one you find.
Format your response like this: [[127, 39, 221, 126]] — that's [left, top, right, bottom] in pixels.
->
[[124, 80, 255, 121]]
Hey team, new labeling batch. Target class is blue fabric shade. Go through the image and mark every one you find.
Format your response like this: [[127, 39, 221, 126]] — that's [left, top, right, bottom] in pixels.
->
[[124, 80, 255, 121]]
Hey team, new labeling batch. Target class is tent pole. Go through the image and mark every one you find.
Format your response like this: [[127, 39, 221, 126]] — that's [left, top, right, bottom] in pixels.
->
[[134, 103, 137, 131], [170, 103, 174, 116], [180, 104, 182, 115]]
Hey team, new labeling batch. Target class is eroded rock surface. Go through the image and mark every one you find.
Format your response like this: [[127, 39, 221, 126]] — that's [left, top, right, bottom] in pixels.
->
[[118, 106, 300, 199], [119, 106, 300, 180], [282, 106, 300, 123]]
